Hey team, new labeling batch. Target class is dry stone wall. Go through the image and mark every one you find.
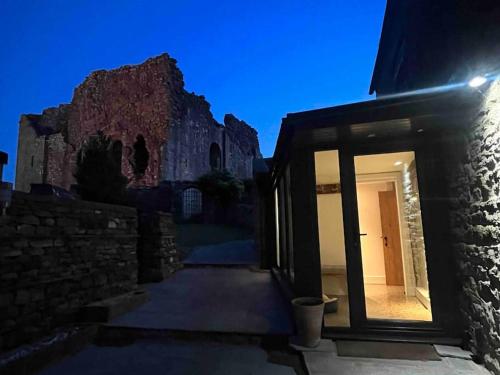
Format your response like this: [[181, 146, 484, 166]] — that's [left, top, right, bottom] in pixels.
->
[[448, 81, 500, 374], [0, 193, 138, 351], [138, 211, 181, 283], [0, 192, 181, 353]]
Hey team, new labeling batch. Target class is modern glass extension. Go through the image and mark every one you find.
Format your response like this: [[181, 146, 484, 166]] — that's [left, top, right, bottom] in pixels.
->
[[315, 149, 432, 328]]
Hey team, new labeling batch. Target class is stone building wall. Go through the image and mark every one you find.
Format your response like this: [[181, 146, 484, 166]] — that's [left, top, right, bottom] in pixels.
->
[[402, 160, 429, 291], [0, 192, 139, 351], [447, 81, 500, 374]]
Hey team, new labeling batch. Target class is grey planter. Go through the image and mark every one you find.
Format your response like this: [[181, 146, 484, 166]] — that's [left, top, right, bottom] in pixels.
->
[[292, 297, 324, 347]]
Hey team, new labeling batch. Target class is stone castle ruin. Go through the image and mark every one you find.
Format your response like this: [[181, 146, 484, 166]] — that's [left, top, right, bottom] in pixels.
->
[[15, 54, 261, 216]]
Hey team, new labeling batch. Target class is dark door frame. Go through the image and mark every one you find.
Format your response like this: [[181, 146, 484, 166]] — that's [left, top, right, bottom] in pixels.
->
[[316, 135, 458, 338]]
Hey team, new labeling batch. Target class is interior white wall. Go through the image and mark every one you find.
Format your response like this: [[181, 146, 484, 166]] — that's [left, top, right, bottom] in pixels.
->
[[317, 193, 346, 267], [357, 182, 390, 284]]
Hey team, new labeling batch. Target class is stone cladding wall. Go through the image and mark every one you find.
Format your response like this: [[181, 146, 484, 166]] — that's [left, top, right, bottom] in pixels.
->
[[0, 193, 139, 351], [402, 160, 429, 291], [448, 81, 500, 374]]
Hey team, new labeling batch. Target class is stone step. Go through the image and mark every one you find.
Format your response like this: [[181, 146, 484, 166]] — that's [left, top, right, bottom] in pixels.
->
[[78, 290, 149, 323]]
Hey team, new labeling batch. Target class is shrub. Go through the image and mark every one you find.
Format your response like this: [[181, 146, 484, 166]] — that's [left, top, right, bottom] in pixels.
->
[[197, 169, 244, 207], [74, 132, 128, 204]]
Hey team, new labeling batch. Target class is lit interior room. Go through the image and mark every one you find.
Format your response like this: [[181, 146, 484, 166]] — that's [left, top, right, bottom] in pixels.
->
[[315, 150, 432, 328]]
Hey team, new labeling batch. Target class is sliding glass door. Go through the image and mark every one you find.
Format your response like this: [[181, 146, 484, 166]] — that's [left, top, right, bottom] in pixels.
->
[[315, 147, 434, 330]]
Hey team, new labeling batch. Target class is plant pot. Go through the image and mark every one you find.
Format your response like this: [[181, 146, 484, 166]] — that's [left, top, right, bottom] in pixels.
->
[[323, 294, 339, 313], [292, 297, 324, 347]]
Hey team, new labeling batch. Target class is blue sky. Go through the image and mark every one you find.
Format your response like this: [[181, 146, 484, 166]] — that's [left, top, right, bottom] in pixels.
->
[[0, 0, 386, 183]]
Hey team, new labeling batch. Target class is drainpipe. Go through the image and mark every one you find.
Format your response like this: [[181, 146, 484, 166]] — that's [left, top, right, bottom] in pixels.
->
[[0, 151, 13, 215]]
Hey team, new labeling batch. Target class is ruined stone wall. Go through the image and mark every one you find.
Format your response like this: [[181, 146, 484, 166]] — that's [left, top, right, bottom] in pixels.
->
[[16, 105, 71, 192], [45, 133, 70, 189], [163, 93, 224, 182], [0, 192, 138, 351], [448, 81, 500, 374], [16, 54, 262, 192], [15, 117, 45, 192], [223, 114, 262, 180], [66, 54, 184, 188]]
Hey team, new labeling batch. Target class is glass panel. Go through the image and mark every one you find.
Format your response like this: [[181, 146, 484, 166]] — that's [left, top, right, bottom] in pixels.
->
[[284, 165, 294, 282], [274, 188, 280, 268], [278, 178, 288, 274], [314, 150, 350, 327], [354, 151, 432, 322]]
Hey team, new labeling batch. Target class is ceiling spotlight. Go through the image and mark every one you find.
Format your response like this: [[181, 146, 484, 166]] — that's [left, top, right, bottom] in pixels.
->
[[367, 133, 376, 138], [394, 161, 403, 166], [468, 76, 487, 88], [417, 128, 424, 133]]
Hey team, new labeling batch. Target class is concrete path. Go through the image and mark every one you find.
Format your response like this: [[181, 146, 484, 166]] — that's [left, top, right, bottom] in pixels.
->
[[110, 267, 294, 335], [183, 240, 258, 265], [301, 340, 490, 375], [38, 339, 296, 375]]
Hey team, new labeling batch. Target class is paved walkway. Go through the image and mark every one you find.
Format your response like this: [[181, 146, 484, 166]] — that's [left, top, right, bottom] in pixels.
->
[[110, 267, 293, 335], [183, 239, 258, 265], [301, 340, 490, 375], [39, 241, 297, 374], [39, 339, 296, 375]]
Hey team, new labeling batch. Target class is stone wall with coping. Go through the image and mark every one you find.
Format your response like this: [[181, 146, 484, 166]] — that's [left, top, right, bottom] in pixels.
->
[[448, 81, 500, 374], [0, 192, 139, 352], [138, 211, 181, 283]]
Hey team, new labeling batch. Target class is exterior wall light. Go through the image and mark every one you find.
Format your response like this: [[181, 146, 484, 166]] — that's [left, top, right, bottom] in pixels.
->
[[469, 76, 487, 88]]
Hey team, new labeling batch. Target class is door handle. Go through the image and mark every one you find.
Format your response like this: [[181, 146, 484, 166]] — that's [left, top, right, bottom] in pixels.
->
[[382, 236, 388, 247]]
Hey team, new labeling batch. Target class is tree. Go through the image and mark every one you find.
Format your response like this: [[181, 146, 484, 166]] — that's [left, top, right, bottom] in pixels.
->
[[74, 132, 128, 204], [197, 169, 244, 207]]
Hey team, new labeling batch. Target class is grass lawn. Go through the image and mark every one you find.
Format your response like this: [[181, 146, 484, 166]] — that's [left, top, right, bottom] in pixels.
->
[[176, 224, 253, 249]]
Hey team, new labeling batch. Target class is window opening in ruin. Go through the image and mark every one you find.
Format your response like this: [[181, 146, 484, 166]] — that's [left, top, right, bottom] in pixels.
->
[[183, 187, 202, 219], [209, 143, 222, 170], [31, 156, 34, 167], [111, 141, 123, 172], [132, 135, 149, 177]]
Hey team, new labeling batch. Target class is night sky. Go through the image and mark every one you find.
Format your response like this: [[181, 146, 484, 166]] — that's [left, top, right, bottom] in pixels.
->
[[0, 0, 386, 183]]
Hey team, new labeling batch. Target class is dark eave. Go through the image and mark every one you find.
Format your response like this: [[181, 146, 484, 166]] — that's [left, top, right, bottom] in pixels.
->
[[272, 85, 479, 172]]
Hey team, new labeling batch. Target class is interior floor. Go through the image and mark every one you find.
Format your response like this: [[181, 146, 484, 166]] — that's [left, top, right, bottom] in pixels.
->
[[322, 274, 350, 327], [364, 284, 432, 321], [322, 275, 432, 327]]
